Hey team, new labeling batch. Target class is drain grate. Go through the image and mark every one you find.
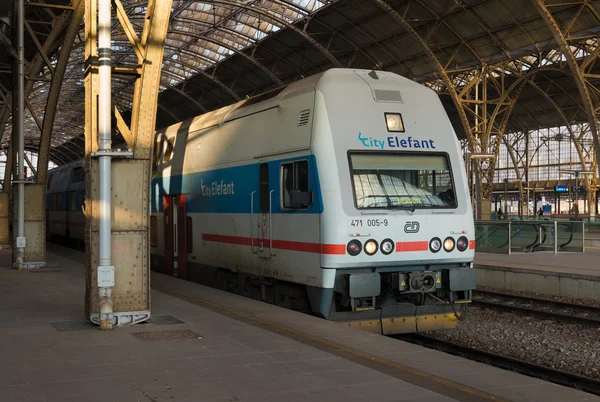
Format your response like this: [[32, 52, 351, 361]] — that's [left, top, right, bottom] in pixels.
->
[[50, 321, 97, 332], [130, 329, 200, 341]]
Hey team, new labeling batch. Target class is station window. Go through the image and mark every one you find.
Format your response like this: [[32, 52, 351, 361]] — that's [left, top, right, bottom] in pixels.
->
[[281, 160, 309, 209], [186, 216, 193, 253], [163, 137, 175, 163], [150, 216, 158, 247]]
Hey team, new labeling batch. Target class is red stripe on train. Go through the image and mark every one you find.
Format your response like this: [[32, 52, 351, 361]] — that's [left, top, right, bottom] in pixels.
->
[[203, 234, 454, 254], [201, 233, 346, 255], [395, 241, 429, 252]]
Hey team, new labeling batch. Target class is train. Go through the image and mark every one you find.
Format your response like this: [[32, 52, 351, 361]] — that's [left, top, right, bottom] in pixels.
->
[[47, 68, 475, 334]]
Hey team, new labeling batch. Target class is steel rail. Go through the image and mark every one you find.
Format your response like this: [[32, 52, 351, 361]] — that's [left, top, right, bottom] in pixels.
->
[[397, 334, 600, 396], [475, 290, 600, 314], [472, 290, 600, 326]]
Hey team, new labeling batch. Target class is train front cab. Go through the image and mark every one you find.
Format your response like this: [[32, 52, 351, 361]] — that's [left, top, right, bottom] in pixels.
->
[[322, 152, 476, 335], [313, 69, 476, 334]]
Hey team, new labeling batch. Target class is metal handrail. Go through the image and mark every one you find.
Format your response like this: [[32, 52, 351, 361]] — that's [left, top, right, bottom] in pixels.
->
[[250, 191, 256, 254], [530, 225, 545, 252], [475, 222, 510, 247], [269, 189, 275, 257], [508, 221, 512, 253], [557, 223, 575, 249]]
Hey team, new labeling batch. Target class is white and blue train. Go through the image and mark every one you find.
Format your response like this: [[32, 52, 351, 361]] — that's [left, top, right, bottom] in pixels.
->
[[47, 69, 476, 334]]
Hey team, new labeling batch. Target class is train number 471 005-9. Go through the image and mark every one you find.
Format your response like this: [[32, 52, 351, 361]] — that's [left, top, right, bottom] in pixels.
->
[[350, 219, 389, 227]]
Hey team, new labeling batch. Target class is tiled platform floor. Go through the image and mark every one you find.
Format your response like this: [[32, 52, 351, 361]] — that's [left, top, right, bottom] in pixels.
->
[[0, 244, 597, 402]]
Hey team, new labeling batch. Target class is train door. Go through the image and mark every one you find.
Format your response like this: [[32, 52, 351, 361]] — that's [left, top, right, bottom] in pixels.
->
[[258, 163, 272, 259], [163, 196, 174, 275], [162, 195, 188, 278], [176, 195, 188, 280], [63, 192, 69, 239]]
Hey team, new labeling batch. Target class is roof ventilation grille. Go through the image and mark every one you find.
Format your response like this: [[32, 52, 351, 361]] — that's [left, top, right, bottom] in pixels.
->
[[297, 109, 310, 126], [373, 89, 403, 103]]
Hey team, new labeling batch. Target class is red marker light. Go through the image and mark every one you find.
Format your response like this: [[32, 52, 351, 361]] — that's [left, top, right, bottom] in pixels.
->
[[347, 240, 362, 256]]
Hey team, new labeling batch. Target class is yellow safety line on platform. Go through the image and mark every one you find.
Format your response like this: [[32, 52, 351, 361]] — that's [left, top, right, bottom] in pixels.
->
[[153, 284, 510, 402]]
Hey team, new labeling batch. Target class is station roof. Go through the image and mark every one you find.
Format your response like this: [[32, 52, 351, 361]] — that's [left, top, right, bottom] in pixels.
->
[[0, 0, 599, 165]]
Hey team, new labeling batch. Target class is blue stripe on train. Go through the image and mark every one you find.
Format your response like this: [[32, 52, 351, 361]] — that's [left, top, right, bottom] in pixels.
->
[[151, 155, 324, 214]]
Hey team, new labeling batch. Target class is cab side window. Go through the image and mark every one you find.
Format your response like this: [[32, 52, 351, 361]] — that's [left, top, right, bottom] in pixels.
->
[[163, 137, 175, 163], [281, 160, 310, 209], [152, 137, 163, 175]]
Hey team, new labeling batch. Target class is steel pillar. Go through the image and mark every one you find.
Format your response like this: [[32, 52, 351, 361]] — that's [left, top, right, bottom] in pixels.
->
[[13, 0, 25, 269], [0, 2, 75, 250], [10, 0, 84, 268], [84, 0, 172, 327], [372, 0, 526, 220], [96, 0, 114, 331], [533, 0, 600, 216]]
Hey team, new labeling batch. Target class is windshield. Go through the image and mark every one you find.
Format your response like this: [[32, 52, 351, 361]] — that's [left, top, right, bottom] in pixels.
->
[[349, 152, 457, 209]]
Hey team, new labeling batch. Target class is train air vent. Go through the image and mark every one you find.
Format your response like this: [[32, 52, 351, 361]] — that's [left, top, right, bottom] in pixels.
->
[[373, 89, 403, 103], [297, 109, 310, 126]]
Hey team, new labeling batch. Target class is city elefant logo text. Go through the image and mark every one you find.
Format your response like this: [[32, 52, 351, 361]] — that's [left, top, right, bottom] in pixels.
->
[[358, 132, 436, 149], [200, 179, 235, 197]]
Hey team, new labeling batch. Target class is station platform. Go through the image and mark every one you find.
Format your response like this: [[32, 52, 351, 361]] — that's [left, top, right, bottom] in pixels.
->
[[474, 251, 600, 301], [1, 245, 598, 402]]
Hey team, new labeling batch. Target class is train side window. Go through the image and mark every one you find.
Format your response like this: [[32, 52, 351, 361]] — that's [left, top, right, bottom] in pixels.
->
[[72, 167, 84, 183], [281, 160, 311, 209], [163, 137, 175, 163], [150, 216, 158, 247], [70, 192, 77, 211], [259, 163, 269, 213], [186, 216, 193, 253]]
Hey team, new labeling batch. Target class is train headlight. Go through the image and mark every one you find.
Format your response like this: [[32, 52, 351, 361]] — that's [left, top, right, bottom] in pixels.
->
[[384, 113, 404, 132], [429, 237, 442, 253], [457, 236, 468, 252], [364, 239, 378, 256], [347, 240, 362, 256], [381, 239, 394, 255], [443, 237, 455, 252]]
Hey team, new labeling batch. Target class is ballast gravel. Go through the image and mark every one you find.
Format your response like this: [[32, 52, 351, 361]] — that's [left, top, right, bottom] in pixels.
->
[[425, 307, 600, 380]]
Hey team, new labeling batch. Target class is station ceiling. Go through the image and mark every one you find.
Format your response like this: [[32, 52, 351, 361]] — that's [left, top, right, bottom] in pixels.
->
[[0, 0, 599, 165]]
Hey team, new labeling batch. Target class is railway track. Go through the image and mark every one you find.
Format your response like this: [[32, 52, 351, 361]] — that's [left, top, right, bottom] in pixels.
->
[[397, 334, 600, 396], [471, 290, 600, 326]]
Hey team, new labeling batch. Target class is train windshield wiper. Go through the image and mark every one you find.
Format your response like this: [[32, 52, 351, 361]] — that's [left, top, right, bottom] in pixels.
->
[[363, 194, 390, 198], [388, 205, 416, 212]]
